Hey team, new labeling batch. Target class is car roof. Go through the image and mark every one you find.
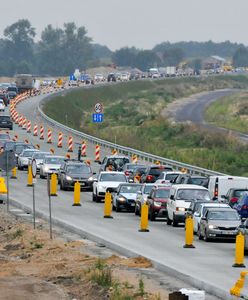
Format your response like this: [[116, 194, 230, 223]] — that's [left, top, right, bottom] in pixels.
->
[[162, 171, 182, 174], [23, 148, 39, 152], [173, 184, 208, 190], [100, 171, 125, 175], [45, 155, 64, 159], [200, 203, 230, 208], [119, 183, 142, 186], [105, 155, 129, 159], [205, 207, 235, 212]]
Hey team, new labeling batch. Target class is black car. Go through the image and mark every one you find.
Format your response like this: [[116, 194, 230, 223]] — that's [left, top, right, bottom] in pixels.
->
[[58, 160, 95, 191], [140, 165, 173, 183], [0, 116, 13, 130], [172, 174, 208, 188], [107, 73, 116, 82]]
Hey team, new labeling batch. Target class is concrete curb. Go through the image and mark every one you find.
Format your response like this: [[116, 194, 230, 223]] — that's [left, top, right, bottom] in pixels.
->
[[9, 198, 239, 300]]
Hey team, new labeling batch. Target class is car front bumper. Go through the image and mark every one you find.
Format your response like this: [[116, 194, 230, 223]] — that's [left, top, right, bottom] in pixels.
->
[[206, 229, 238, 239]]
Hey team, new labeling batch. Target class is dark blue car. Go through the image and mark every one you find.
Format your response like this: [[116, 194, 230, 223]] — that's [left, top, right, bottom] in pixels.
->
[[235, 194, 248, 218]]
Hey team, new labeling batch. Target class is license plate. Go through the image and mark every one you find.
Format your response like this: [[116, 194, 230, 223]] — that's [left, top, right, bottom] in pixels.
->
[[131, 203, 135, 206], [224, 231, 235, 235], [80, 182, 85, 186]]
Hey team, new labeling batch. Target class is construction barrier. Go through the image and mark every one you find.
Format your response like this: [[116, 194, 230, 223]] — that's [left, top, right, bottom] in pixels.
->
[[132, 154, 138, 164], [104, 192, 113, 218], [50, 173, 57, 196], [139, 203, 149, 232], [112, 149, 118, 155], [233, 232, 246, 268], [18, 115, 23, 127], [47, 129, 52, 143], [11, 167, 17, 179], [183, 215, 195, 248], [73, 182, 81, 206], [0, 178, 7, 194], [57, 132, 63, 148], [36, 144, 40, 150], [33, 124, 38, 136], [26, 120, 31, 133], [24, 139, 29, 144], [13, 134, 18, 142], [40, 125, 44, 140], [94, 145, 100, 163], [67, 136, 73, 152], [230, 271, 248, 297], [22, 117, 26, 130], [66, 153, 71, 159], [81, 140, 86, 157]]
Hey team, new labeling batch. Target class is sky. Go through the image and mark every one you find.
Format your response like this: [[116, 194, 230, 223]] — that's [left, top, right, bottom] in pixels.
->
[[0, 0, 247, 50]]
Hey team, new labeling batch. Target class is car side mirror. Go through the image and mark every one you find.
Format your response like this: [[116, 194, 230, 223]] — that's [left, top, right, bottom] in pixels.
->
[[98, 161, 102, 165], [60, 170, 65, 174], [194, 212, 200, 217], [201, 217, 207, 221], [147, 195, 151, 199], [93, 172, 96, 175], [137, 191, 141, 195], [170, 195, 174, 200], [221, 195, 227, 199]]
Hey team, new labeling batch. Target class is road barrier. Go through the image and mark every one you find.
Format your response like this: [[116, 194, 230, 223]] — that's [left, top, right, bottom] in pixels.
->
[[24, 139, 29, 144], [57, 132, 63, 148], [0, 178, 7, 194], [66, 153, 71, 159], [81, 140, 86, 157], [36, 144, 40, 150], [33, 124, 38, 136], [94, 145, 100, 162], [26, 120, 31, 133], [40, 125, 44, 140], [27, 165, 33, 187], [73, 181, 81, 206], [11, 167, 17, 179], [104, 192, 113, 218], [47, 129, 52, 143], [50, 148, 55, 154], [18, 115, 23, 127], [13, 134, 18, 142], [112, 149, 118, 155], [22, 117, 26, 130], [50, 173, 57, 196], [230, 271, 248, 297], [68, 136, 73, 152], [183, 215, 195, 248], [139, 203, 149, 232], [233, 232, 246, 268], [132, 154, 138, 164]]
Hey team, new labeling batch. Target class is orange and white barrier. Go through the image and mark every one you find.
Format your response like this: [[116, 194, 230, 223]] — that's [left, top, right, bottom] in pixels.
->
[[47, 129, 52, 143], [33, 124, 38, 136], [81, 140, 87, 157], [18, 115, 23, 127], [40, 125, 44, 140], [22, 117, 26, 130], [13, 134, 18, 142], [26, 120, 31, 133], [67, 136, 73, 152], [57, 132, 63, 148], [112, 149, 118, 155], [14, 112, 19, 124], [132, 154, 138, 164], [94, 145, 100, 162]]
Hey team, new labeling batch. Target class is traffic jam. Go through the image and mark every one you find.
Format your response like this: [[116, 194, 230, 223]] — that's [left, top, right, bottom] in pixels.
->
[[2, 82, 248, 251]]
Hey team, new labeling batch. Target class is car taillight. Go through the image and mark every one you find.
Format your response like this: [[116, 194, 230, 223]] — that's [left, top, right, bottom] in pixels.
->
[[230, 197, 238, 203], [161, 180, 165, 183], [125, 171, 130, 176], [242, 205, 248, 210], [147, 175, 154, 181]]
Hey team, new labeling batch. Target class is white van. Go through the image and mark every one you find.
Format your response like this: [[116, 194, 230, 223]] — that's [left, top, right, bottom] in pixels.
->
[[208, 176, 248, 202], [167, 184, 211, 227]]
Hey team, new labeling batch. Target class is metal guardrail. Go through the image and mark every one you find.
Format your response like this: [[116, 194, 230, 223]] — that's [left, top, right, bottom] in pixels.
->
[[37, 90, 227, 177]]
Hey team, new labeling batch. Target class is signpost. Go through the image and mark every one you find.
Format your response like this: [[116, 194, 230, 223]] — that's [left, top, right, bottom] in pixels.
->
[[31, 159, 37, 229], [47, 174, 52, 239]]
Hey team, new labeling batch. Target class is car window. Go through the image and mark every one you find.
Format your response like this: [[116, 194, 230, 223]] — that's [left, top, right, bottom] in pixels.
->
[[154, 189, 170, 198], [23, 150, 37, 157], [144, 185, 154, 194], [176, 189, 210, 201], [165, 174, 179, 181], [208, 211, 239, 221], [100, 174, 126, 182], [33, 153, 50, 159], [157, 173, 164, 180], [119, 185, 141, 193], [66, 165, 91, 173], [190, 178, 205, 185], [234, 190, 248, 198], [0, 133, 9, 139], [45, 157, 65, 164]]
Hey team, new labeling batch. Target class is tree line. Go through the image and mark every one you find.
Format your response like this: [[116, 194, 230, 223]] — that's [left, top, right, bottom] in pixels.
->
[[0, 19, 247, 76]]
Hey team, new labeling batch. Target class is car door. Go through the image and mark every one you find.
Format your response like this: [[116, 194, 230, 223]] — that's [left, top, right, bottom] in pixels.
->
[[167, 188, 175, 219], [193, 204, 202, 232], [58, 163, 66, 183], [113, 186, 120, 207]]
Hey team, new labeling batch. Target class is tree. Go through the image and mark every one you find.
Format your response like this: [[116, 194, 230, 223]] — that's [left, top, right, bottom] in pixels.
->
[[189, 58, 202, 71], [233, 47, 248, 67], [112, 47, 138, 67], [162, 48, 184, 67], [135, 50, 160, 71]]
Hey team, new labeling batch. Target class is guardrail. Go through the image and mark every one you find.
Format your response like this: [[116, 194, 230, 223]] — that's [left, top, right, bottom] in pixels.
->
[[37, 90, 227, 177]]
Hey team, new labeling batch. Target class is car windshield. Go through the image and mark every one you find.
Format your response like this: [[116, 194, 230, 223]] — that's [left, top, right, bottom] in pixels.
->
[[23, 151, 38, 157], [4, 142, 15, 151], [208, 211, 239, 221], [119, 185, 141, 193], [190, 178, 206, 185], [165, 174, 179, 181], [234, 190, 248, 198], [33, 153, 49, 159], [100, 174, 126, 182], [155, 189, 170, 198], [67, 165, 91, 173], [0, 116, 10, 121], [144, 185, 154, 194], [15, 145, 33, 154], [177, 189, 210, 201], [45, 157, 65, 164], [0, 133, 9, 139]]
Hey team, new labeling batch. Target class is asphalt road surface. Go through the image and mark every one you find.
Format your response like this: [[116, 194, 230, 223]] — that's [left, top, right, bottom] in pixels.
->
[[3, 90, 247, 300]]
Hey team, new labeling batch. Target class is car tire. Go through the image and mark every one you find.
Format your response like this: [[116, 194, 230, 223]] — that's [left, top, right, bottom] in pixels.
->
[[95, 191, 100, 203], [204, 230, 210, 242], [92, 193, 96, 202], [172, 215, 178, 227], [149, 210, 156, 221], [40, 173, 45, 179], [60, 181, 64, 190], [167, 215, 172, 225], [198, 228, 203, 240], [134, 204, 139, 216], [116, 203, 121, 212], [18, 165, 23, 171]]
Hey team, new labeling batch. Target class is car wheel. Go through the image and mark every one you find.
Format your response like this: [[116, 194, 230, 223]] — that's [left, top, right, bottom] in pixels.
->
[[198, 228, 203, 240], [92, 193, 96, 202], [204, 230, 210, 242], [172, 215, 178, 227], [18, 164, 23, 171], [95, 191, 100, 203], [60, 181, 64, 190], [116, 203, 121, 212], [134, 204, 139, 216], [149, 210, 156, 221], [167, 215, 172, 225], [40, 173, 45, 179]]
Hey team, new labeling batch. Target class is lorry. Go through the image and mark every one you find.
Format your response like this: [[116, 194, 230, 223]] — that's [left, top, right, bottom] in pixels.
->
[[208, 176, 248, 201], [15, 74, 35, 92], [165, 66, 176, 77]]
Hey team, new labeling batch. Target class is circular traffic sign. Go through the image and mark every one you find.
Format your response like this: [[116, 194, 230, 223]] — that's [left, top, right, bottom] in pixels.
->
[[94, 103, 103, 113], [31, 159, 37, 178]]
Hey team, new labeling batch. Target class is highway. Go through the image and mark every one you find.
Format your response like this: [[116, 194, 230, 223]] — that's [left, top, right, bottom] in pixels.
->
[[5, 89, 247, 300]]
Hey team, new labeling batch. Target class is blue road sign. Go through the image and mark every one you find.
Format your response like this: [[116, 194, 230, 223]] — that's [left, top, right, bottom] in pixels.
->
[[92, 113, 104, 123]]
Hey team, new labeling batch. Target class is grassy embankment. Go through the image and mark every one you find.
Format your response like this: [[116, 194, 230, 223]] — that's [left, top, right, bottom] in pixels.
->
[[44, 76, 248, 176], [205, 91, 248, 134]]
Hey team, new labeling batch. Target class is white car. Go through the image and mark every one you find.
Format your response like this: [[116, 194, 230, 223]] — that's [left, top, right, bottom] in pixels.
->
[[31, 151, 50, 172], [193, 202, 230, 234], [94, 74, 104, 82], [40, 155, 65, 179], [18, 149, 40, 170], [167, 184, 211, 227], [92, 171, 127, 202], [155, 171, 183, 184], [120, 73, 130, 81], [0, 99, 5, 111]]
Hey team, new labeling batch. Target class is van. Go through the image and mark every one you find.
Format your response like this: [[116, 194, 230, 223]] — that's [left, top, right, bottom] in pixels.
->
[[167, 184, 211, 227], [208, 176, 248, 202]]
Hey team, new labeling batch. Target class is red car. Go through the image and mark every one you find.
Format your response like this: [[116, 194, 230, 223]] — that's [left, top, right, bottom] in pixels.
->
[[147, 186, 171, 221]]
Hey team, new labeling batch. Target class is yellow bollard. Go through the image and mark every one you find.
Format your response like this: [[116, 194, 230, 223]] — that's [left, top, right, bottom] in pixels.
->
[[139, 203, 149, 232], [72, 181, 81, 206], [183, 215, 195, 248], [50, 173, 57, 196], [27, 165, 33, 187], [11, 167, 17, 179], [0, 177, 7, 193], [233, 232, 246, 267], [230, 271, 248, 296], [104, 192, 113, 218]]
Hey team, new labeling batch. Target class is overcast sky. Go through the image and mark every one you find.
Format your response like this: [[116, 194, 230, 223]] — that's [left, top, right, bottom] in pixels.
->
[[0, 0, 247, 50]]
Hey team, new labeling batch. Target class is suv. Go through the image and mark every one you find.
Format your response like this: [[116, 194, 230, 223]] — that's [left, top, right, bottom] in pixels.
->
[[147, 186, 171, 221], [58, 160, 95, 191], [107, 73, 116, 82], [140, 165, 173, 183], [0, 116, 13, 130], [99, 155, 130, 172]]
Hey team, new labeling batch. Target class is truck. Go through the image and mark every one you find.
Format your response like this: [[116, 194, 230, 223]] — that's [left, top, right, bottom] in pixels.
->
[[208, 176, 248, 201], [15, 74, 35, 93], [165, 66, 176, 77]]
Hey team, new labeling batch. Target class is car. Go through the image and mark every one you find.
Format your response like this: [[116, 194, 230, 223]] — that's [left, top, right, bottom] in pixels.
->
[[59, 160, 95, 191], [198, 207, 240, 241], [193, 202, 230, 234], [17, 149, 40, 170], [99, 155, 130, 172], [107, 73, 116, 82], [94, 74, 105, 82], [0, 116, 13, 130], [123, 163, 146, 178], [13, 143, 35, 163], [155, 171, 183, 184], [120, 73, 130, 81], [140, 165, 173, 183], [224, 188, 248, 207], [234, 193, 248, 218], [0, 93, 9, 106], [40, 155, 66, 178], [167, 184, 211, 227], [135, 183, 155, 215], [0, 131, 10, 140], [240, 218, 248, 253], [92, 171, 127, 202], [7, 91, 17, 99], [147, 186, 171, 221], [0, 99, 5, 112], [112, 183, 142, 212], [130, 166, 147, 183], [172, 174, 209, 188], [30, 151, 51, 172]]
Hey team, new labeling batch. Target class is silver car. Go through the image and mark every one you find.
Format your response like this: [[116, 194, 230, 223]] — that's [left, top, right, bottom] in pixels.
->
[[40, 155, 65, 179], [31, 151, 50, 172], [198, 207, 241, 241], [134, 183, 155, 215], [18, 149, 39, 170]]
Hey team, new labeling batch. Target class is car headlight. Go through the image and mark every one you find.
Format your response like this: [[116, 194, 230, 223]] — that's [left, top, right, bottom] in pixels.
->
[[44, 167, 49, 172], [88, 176, 94, 181], [118, 196, 126, 202], [98, 185, 107, 191], [154, 201, 162, 207], [66, 175, 72, 181], [177, 207, 185, 212], [208, 224, 217, 229]]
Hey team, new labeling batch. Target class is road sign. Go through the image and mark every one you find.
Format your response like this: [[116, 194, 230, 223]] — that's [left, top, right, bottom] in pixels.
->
[[0, 151, 16, 172], [92, 113, 104, 123], [94, 103, 103, 114], [31, 159, 37, 178]]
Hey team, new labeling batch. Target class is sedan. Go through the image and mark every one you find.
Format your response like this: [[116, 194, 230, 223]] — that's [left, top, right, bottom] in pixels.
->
[[135, 183, 155, 215], [198, 208, 241, 241], [0, 116, 13, 130], [31, 151, 51, 172], [40, 156, 65, 178], [18, 149, 40, 170]]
